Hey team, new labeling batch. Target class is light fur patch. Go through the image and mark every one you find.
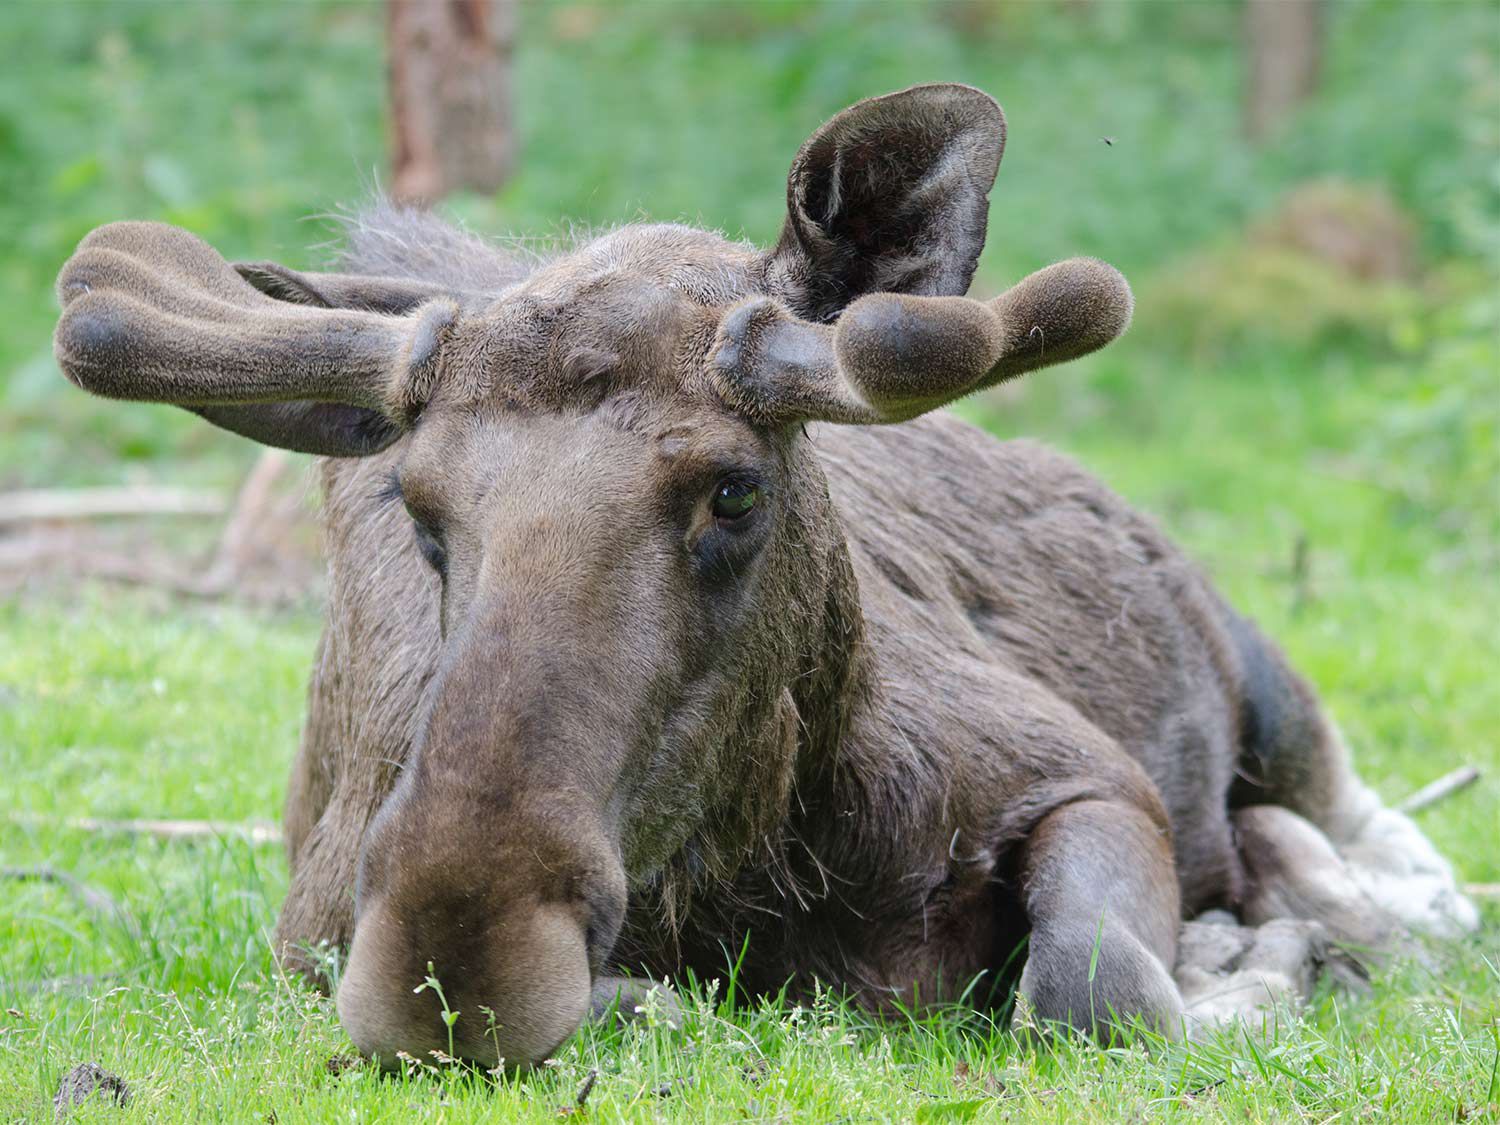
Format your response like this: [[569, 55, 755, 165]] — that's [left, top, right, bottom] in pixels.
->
[[1335, 786, 1479, 937]]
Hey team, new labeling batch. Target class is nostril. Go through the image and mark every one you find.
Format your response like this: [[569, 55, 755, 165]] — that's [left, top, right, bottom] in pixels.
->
[[584, 919, 602, 966], [578, 883, 626, 975]]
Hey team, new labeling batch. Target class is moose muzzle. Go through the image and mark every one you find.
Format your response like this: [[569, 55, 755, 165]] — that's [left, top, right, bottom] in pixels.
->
[[335, 768, 630, 1070], [337, 892, 595, 1070]]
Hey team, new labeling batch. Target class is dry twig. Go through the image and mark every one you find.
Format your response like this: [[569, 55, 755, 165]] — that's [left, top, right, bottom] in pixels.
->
[[199, 449, 293, 592], [1397, 766, 1481, 814], [0, 450, 317, 604], [1, 865, 123, 918], [0, 487, 224, 525], [9, 812, 282, 846], [2, 974, 121, 998]]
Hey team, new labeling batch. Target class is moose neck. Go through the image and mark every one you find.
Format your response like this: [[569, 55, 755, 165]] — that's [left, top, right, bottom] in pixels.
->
[[758, 463, 945, 907], [654, 501, 943, 929], [781, 523, 945, 908]]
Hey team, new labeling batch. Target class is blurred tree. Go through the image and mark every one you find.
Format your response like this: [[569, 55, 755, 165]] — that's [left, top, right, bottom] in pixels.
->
[[388, 0, 516, 203], [1244, 0, 1323, 141]]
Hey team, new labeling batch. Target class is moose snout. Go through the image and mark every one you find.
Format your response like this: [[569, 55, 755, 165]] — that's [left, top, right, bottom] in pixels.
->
[[336, 795, 628, 1071], [332, 594, 640, 1069], [337, 893, 597, 1070]]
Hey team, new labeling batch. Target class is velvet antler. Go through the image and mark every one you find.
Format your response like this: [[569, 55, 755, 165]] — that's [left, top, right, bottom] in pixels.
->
[[710, 256, 1133, 426], [54, 222, 456, 448]]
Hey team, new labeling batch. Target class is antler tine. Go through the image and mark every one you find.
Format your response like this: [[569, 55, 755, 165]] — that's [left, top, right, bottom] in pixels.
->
[[835, 258, 1133, 420], [711, 258, 1132, 426], [54, 221, 447, 415]]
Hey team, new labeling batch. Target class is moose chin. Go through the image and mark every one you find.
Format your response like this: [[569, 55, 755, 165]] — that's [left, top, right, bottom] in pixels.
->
[[54, 84, 1476, 1070]]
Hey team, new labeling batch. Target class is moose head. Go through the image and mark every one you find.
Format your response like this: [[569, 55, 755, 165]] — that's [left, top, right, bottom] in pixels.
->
[[54, 85, 1131, 1067]]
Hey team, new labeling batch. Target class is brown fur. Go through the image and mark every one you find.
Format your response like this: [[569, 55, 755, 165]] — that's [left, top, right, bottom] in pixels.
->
[[52, 85, 1441, 1068]]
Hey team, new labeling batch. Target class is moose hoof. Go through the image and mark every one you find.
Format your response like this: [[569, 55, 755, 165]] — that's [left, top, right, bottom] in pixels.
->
[[1174, 914, 1365, 1038], [589, 976, 682, 1029]]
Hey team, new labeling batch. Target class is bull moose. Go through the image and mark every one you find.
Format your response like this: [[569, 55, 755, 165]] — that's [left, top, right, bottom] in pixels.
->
[[53, 85, 1475, 1069]]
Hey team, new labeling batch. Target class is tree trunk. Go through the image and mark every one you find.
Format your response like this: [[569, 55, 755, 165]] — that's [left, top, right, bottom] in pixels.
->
[[1244, 0, 1323, 142], [388, 0, 517, 204]]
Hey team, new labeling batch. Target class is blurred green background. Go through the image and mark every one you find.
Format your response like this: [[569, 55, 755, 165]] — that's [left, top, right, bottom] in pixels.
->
[[2, 0, 1496, 508], [1, 3, 1498, 1117]]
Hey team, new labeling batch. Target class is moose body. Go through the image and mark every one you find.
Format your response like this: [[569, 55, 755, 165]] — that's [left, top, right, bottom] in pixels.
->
[[55, 86, 1475, 1068], [301, 409, 1266, 998]]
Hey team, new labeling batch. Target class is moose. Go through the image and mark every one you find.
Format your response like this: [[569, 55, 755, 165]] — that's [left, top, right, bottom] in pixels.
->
[[54, 85, 1475, 1069]]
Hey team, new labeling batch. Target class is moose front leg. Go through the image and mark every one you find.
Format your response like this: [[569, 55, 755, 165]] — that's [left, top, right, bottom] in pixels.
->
[[1016, 799, 1185, 1038], [589, 976, 682, 1028]]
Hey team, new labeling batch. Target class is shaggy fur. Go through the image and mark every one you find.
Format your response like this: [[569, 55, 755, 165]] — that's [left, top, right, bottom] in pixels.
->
[[52, 84, 1475, 1068]]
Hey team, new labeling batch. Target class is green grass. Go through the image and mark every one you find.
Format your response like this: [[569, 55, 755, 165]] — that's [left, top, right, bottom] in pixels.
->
[[3, 0, 1498, 1120], [3, 346, 1498, 1120]]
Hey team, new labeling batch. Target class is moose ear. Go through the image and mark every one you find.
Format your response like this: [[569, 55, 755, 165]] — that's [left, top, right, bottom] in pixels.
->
[[766, 84, 1006, 322], [235, 261, 466, 315]]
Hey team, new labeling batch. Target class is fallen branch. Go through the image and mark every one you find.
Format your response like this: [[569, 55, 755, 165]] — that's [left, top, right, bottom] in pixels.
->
[[0, 453, 318, 604], [1396, 765, 1481, 815], [0, 486, 224, 525], [200, 449, 292, 591], [2, 973, 120, 998], [1, 865, 123, 918], [0, 543, 244, 600], [9, 812, 282, 846]]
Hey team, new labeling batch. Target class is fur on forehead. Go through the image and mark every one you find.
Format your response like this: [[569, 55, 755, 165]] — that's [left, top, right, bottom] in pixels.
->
[[525, 223, 764, 306], [334, 203, 760, 303], [413, 223, 764, 419]]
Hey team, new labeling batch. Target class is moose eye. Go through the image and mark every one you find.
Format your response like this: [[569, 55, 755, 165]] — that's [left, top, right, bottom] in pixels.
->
[[711, 478, 760, 523], [408, 512, 447, 577]]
